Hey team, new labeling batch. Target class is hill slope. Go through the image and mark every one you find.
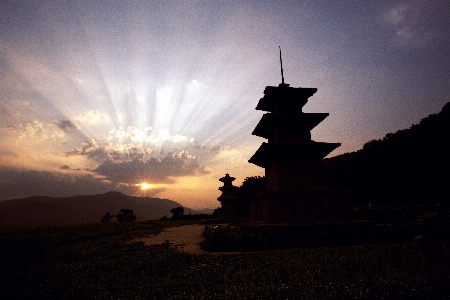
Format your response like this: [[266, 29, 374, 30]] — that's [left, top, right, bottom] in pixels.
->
[[323, 102, 450, 206], [0, 191, 183, 225]]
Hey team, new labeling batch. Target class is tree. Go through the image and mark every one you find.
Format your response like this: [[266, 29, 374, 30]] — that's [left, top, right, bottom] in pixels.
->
[[234, 176, 265, 218], [170, 207, 184, 218], [116, 209, 137, 222], [237, 176, 265, 198], [101, 212, 114, 223]]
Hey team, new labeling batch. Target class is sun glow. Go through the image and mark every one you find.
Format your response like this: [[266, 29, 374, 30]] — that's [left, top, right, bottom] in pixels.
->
[[139, 183, 153, 190]]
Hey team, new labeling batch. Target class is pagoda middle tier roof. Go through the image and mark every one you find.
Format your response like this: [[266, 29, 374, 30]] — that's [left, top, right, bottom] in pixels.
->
[[249, 142, 340, 168], [256, 85, 317, 112], [252, 113, 329, 139], [219, 173, 236, 183]]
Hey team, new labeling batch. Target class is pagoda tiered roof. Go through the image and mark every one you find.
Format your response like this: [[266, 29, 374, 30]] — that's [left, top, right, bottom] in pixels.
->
[[249, 142, 340, 168], [252, 112, 329, 140], [255, 84, 317, 112], [219, 173, 235, 184]]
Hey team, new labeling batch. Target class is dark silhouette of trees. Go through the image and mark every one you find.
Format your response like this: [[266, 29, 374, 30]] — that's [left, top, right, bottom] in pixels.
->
[[322, 102, 450, 206], [237, 176, 265, 198], [212, 207, 221, 218], [116, 209, 137, 222], [234, 176, 265, 218], [170, 207, 184, 219], [101, 212, 114, 223]]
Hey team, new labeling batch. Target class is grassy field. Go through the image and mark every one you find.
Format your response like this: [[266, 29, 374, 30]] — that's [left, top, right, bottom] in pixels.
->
[[1, 220, 449, 299]]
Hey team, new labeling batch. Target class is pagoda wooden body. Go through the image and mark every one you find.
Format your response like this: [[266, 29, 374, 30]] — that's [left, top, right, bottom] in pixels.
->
[[249, 83, 351, 222]]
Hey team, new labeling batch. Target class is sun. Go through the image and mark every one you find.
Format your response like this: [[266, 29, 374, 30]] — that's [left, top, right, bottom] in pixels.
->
[[140, 183, 151, 190]]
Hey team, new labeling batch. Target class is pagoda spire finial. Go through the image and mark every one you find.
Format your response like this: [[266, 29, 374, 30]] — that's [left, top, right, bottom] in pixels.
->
[[279, 46, 285, 85]]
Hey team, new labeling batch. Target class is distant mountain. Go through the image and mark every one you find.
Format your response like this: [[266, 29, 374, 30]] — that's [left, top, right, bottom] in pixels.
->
[[0, 191, 184, 225], [322, 102, 450, 206]]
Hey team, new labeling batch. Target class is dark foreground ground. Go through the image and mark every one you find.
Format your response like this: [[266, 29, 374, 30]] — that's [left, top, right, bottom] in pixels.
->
[[0, 220, 449, 299]]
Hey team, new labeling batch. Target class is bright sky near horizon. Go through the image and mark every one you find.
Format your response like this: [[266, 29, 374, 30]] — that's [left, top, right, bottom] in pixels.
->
[[1, 1, 449, 208]]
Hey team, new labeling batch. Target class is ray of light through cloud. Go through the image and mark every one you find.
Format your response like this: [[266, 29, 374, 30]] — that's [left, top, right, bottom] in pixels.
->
[[0, 0, 449, 207]]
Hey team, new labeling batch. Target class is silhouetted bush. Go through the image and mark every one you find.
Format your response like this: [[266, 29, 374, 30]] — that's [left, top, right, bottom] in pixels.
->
[[101, 212, 114, 223], [116, 209, 137, 222], [170, 207, 184, 218]]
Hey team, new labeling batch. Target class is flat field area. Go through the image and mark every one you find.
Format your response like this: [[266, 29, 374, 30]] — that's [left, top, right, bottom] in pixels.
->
[[0, 220, 449, 299]]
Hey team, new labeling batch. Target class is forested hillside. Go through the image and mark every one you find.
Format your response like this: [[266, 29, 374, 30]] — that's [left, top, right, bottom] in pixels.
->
[[0, 191, 183, 224], [323, 102, 450, 206]]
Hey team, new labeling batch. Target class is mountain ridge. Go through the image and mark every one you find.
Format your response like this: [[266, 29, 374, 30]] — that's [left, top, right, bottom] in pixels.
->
[[0, 191, 186, 225]]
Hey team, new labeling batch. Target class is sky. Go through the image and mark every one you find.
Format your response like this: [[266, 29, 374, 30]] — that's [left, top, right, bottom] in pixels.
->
[[1, 1, 449, 208]]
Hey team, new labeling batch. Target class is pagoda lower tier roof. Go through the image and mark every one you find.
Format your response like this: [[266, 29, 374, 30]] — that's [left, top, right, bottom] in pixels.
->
[[256, 85, 317, 112], [249, 142, 341, 168], [252, 113, 329, 139]]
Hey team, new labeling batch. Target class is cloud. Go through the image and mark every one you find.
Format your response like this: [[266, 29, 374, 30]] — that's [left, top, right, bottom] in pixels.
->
[[66, 139, 111, 161], [65, 126, 196, 163], [2, 120, 68, 142], [211, 145, 232, 153], [107, 126, 192, 146], [75, 110, 110, 125], [65, 134, 209, 185], [383, 1, 445, 48], [94, 151, 208, 184], [53, 120, 78, 133], [66, 138, 155, 163], [18, 121, 50, 140]]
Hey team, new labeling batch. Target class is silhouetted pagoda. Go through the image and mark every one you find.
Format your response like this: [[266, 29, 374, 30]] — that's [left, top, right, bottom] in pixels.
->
[[217, 173, 241, 220], [249, 58, 351, 222]]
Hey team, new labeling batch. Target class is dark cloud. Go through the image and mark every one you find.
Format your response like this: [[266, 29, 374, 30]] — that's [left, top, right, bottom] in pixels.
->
[[210, 145, 230, 153], [53, 120, 78, 133], [94, 151, 208, 184], [63, 139, 209, 186], [65, 139, 154, 163], [66, 139, 110, 161]]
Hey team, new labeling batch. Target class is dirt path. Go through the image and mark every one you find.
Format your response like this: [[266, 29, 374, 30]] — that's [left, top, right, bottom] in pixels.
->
[[135, 224, 209, 255]]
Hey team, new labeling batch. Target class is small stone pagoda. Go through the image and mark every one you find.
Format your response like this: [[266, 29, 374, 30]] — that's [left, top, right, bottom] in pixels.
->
[[217, 173, 241, 220], [248, 63, 351, 222]]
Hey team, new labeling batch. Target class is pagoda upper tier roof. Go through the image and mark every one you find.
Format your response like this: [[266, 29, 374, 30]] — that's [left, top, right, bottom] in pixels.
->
[[219, 173, 236, 184], [252, 113, 329, 139], [248, 142, 340, 168], [256, 84, 317, 112]]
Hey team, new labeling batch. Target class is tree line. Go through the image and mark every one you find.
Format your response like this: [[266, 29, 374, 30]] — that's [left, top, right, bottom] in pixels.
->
[[101, 209, 137, 222], [322, 102, 450, 206]]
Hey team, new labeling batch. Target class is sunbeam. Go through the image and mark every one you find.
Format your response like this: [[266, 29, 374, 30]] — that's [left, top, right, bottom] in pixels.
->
[[1, 0, 449, 208]]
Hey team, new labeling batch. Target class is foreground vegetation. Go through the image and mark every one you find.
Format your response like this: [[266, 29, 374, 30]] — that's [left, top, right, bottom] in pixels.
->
[[1, 220, 449, 299]]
